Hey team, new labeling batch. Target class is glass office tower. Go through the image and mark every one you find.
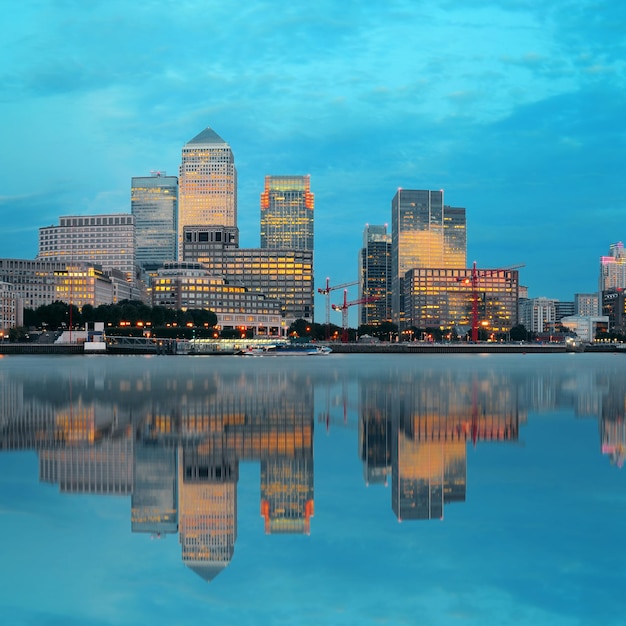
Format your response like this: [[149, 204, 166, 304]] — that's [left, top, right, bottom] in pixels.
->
[[178, 127, 237, 257], [260, 175, 314, 251], [391, 190, 466, 326], [131, 173, 178, 269], [359, 224, 392, 325]]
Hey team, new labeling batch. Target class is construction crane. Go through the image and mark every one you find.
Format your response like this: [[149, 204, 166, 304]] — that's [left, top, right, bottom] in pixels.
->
[[332, 289, 377, 342], [318, 277, 358, 338], [459, 262, 525, 342]]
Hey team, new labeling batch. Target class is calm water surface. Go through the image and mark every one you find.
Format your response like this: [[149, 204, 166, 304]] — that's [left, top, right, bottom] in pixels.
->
[[0, 353, 625, 625]]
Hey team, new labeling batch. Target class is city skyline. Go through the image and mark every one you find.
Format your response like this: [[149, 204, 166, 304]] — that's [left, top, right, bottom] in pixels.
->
[[1, 2, 624, 323]]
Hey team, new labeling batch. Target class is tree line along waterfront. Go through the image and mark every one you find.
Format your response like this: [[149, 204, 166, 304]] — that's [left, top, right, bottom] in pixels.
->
[[3, 299, 599, 344]]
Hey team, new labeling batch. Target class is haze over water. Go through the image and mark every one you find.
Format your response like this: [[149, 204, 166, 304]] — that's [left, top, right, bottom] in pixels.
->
[[0, 353, 624, 625]]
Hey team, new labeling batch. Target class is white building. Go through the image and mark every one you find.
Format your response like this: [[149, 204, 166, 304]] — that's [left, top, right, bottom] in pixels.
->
[[518, 297, 557, 333], [560, 315, 609, 342], [600, 242, 626, 292]]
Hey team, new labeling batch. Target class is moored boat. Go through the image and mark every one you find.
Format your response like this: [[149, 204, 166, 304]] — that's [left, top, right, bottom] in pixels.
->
[[240, 343, 332, 356]]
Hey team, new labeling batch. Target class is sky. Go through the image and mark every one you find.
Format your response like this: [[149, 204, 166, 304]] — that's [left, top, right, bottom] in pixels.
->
[[1, 0, 624, 324]]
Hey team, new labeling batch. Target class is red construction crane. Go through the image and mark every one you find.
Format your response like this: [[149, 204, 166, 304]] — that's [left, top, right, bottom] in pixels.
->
[[318, 277, 358, 338], [332, 289, 377, 342], [459, 262, 524, 342]]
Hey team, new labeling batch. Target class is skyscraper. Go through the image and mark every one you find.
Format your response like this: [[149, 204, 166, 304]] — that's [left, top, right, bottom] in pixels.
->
[[391, 189, 466, 325], [260, 175, 314, 250], [131, 172, 178, 269], [600, 242, 626, 292], [178, 127, 237, 257], [359, 224, 392, 325]]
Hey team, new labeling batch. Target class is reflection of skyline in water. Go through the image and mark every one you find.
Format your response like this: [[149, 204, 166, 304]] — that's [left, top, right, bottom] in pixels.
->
[[1, 355, 624, 581]]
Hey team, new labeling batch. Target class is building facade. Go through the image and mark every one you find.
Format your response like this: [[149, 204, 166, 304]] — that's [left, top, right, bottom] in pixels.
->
[[600, 242, 626, 292], [0, 281, 22, 332], [559, 315, 609, 342], [182, 227, 314, 324], [131, 172, 178, 269], [576, 293, 600, 317], [38, 214, 136, 281], [151, 262, 284, 336], [178, 128, 237, 257], [518, 297, 557, 333], [555, 300, 575, 321], [602, 289, 626, 333], [391, 190, 466, 325], [260, 175, 314, 251], [404, 267, 518, 336], [359, 224, 392, 326]]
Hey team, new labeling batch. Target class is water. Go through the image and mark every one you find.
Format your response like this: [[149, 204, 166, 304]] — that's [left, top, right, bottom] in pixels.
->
[[0, 353, 624, 625]]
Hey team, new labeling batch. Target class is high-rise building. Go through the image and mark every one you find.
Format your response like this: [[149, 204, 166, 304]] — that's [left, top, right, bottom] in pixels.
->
[[600, 242, 626, 292], [131, 172, 178, 269], [260, 175, 314, 251], [359, 224, 392, 326], [391, 190, 466, 325], [38, 214, 136, 281], [178, 128, 237, 257]]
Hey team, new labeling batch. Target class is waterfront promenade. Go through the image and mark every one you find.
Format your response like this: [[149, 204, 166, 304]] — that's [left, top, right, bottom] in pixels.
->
[[1, 338, 619, 355]]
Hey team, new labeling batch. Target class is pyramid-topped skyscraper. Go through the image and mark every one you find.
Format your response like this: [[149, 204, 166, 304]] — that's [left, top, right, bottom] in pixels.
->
[[178, 127, 237, 258]]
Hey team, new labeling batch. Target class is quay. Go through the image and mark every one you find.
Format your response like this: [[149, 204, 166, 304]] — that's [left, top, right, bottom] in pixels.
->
[[0, 338, 615, 355]]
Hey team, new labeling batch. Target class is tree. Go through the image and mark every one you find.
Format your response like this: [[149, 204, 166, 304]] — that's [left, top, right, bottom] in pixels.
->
[[509, 324, 528, 341]]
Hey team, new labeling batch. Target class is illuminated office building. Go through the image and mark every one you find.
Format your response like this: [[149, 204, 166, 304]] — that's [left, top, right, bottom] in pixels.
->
[[38, 214, 136, 281], [183, 227, 314, 324], [404, 267, 518, 334], [359, 224, 392, 325], [151, 262, 283, 335], [131, 172, 178, 269], [178, 128, 237, 257], [391, 189, 466, 325], [0, 258, 130, 309], [600, 242, 626, 293], [260, 175, 314, 251]]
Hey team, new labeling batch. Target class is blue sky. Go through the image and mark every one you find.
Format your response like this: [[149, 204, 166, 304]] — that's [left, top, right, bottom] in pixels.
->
[[1, 1, 624, 321]]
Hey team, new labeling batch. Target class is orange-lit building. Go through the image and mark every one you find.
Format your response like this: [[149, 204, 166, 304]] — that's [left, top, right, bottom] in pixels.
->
[[403, 267, 519, 334], [260, 175, 314, 251]]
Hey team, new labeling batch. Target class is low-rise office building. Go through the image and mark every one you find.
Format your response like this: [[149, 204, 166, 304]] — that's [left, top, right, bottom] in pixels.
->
[[152, 262, 284, 336]]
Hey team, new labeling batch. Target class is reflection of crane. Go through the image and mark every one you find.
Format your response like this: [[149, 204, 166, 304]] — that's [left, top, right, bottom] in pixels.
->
[[332, 289, 377, 342], [318, 277, 358, 338], [459, 262, 524, 341]]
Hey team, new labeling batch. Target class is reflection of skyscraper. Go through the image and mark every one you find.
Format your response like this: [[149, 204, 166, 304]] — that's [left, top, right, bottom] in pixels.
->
[[132, 443, 178, 535], [261, 456, 314, 534], [359, 224, 392, 326], [391, 436, 466, 521], [178, 446, 238, 582], [260, 175, 314, 251], [131, 173, 178, 269], [178, 128, 237, 257]]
